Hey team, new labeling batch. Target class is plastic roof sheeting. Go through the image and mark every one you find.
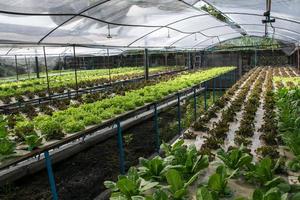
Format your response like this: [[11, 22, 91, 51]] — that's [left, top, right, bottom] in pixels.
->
[[205, 0, 300, 44], [0, 0, 240, 49], [0, 0, 299, 51], [0, 46, 124, 57]]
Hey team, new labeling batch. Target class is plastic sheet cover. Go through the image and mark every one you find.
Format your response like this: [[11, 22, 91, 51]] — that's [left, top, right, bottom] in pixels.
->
[[0, 0, 240, 49], [205, 0, 300, 44]]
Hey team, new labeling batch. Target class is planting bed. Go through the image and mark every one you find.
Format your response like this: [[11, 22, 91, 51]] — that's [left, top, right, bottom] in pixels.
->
[[103, 66, 300, 200], [0, 66, 181, 105], [0, 67, 234, 200]]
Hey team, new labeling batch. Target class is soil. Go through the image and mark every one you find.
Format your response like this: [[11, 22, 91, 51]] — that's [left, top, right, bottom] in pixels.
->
[[0, 106, 181, 200]]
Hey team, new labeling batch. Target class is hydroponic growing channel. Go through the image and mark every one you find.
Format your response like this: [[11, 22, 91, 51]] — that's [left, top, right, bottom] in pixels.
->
[[0, 0, 300, 200]]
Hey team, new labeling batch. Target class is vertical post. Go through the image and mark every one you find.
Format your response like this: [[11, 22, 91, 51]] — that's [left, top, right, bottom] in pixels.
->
[[73, 45, 78, 94], [107, 49, 112, 84], [219, 75, 222, 97], [238, 52, 242, 77], [14, 55, 19, 81], [44, 151, 58, 200], [188, 52, 192, 69], [193, 87, 197, 122], [153, 103, 160, 153], [175, 51, 178, 67], [117, 121, 125, 174], [297, 44, 300, 70], [43, 46, 51, 96], [28, 57, 31, 79], [144, 48, 149, 80], [213, 77, 216, 102], [254, 48, 257, 67], [35, 56, 40, 78], [24, 56, 30, 79], [164, 51, 168, 66], [177, 93, 181, 134], [204, 82, 207, 111]]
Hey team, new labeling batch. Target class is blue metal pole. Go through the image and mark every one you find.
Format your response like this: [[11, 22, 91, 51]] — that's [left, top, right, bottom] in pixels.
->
[[44, 151, 58, 200], [204, 82, 207, 111], [153, 103, 160, 153], [193, 87, 197, 122], [177, 93, 181, 134], [117, 121, 125, 174]]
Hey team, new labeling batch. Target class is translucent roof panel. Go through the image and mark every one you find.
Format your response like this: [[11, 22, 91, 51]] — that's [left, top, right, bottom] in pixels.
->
[[0, 0, 107, 14], [0, 0, 240, 48], [0, 46, 124, 57], [205, 0, 300, 44]]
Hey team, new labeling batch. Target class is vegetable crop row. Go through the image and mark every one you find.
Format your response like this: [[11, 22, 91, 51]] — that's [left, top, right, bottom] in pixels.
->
[[0, 67, 235, 158]]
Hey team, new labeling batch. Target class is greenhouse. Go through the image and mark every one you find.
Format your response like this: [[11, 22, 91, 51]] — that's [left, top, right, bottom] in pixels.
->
[[0, 0, 299, 200]]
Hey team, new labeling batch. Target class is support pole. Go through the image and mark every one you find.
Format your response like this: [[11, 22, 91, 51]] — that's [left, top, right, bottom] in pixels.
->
[[177, 93, 181, 134], [73, 45, 79, 94], [213, 77, 216, 102], [28, 57, 31, 79], [238, 52, 242, 77], [44, 151, 58, 200], [14, 55, 19, 81], [25, 56, 30, 79], [219, 75, 222, 97], [43, 46, 51, 96], [204, 82, 207, 111], [117, 121, 125, 174], [297, 46, 300, 70], [175, 51, 178, 67], [153, 103, 160, 153], [35, 56, 40, 78], [193, 87, 197, 122], [107, 49, 112, 84], [254, 48, 257, 67], [144, 48, 149, 80], [164, 51, 168, 66], [188, 52, 192, 69]]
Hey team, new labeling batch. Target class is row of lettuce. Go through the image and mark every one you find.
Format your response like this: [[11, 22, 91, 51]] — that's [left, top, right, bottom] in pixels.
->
[[105, 140, 300, 200], [0, 67, 235, 157], [0, 66, 172, 100], [275, 76, 300, 172], [102, 70, 300, 200]]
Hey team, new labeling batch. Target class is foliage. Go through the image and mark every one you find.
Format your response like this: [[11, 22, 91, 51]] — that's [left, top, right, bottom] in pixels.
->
[[199, 165, 237, 198], [217, 145, 252, 171], [14, 120, 36, 141], [25, 134, 42, 151], [244, 157, 281, 186], [104, 167, 159, 199], [0, 137, 15, 156]]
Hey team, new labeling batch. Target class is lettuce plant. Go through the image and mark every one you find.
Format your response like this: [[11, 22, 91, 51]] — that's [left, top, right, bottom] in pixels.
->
[[244, 157, 281, 187], [0, 138, 15, 156], [217, 145, 252, 171], [25, 134, 42, 151], [104, 167, 158, 199]]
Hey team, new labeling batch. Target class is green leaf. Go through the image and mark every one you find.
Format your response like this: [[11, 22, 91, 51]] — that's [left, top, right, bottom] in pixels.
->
[[252, 189, 263, 200], [291, 192, 300, 200], [104, 181, 118, 192], [116, 179, 138, 197], [196, 187, 215, 200], [152, 189, 168, 200], [165, 169, 184, 193]]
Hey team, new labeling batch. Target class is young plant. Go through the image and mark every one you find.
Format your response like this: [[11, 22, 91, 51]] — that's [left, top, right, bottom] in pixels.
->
[[104, 167, 158, 199], [244, 157, 282, 187], [200, 165, 237, 197], [0, 138, 15, 156], [25, 134, 42, 151], [164, 169, 201, 200], [217, 145, 252, 171]]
